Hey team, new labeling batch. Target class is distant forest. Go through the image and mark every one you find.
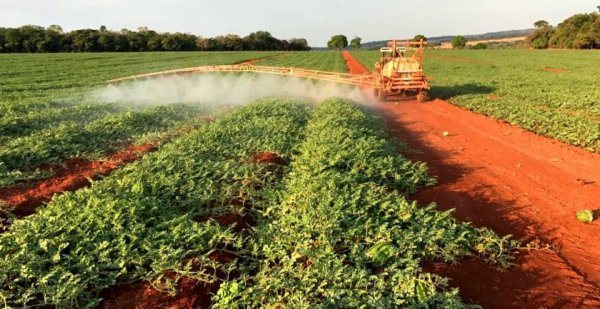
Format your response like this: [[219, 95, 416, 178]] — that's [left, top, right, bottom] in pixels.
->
[[361, 29, 533, 49], [362, 9, 600, 50], [0, 25, 311, 53], [527, 12, 600, 49]]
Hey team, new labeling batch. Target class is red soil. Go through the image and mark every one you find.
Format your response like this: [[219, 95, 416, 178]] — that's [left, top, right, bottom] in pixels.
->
[[541, 67, 568, 73], [98, 251, 235, 309], [250, 151, 287, 165], [99, 211, 243, 309], [376, 101, 600, 307], [342, 51, 370, 75], [341, 52, 600, 307], [195, 197, 255, 233], [238, 52, 288, 65], [0, 143, 157, 217], [98, 275, 219, 309], [487, 94, 501, 101], [99, 152, 281, 308]]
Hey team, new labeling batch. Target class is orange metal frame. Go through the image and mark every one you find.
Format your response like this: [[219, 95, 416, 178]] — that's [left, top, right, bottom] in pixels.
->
[[107, 64, 374, 87], [107, 41, 429, 102]]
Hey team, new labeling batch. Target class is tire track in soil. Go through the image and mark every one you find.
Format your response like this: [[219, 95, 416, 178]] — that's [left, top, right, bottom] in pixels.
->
[[343, 52, 600, 308]]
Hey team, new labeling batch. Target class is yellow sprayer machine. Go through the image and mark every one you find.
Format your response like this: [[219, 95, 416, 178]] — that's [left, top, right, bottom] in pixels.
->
[[372, 39, 429, 102], [107, 39, 430, 102]]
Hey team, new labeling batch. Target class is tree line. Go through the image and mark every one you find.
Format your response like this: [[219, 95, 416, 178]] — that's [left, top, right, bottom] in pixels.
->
[[0, 25, 311, 53], [528, 10, 600, 49], [326, 35, 362, 50]]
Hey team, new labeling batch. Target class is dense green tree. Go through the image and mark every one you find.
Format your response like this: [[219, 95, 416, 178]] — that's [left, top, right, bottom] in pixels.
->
[[451, 35, 467, 48], [19, 25, 47, 52], [327, 34, 348, 50], [39, 27, 64, 52], [549, 13, 600, 49], [97, 32, 115, 51], [3, 28, 22, 52], [213, 34, 244, 51], [527, 20, 554, 49], [47, 25, 63, 33], [113, 33, 131, 51], [288, 38, 310, 51], [470, 42, 488, 49], [0, 30, 4, 52], [160, 35, 180, 51], [0, 25, 311, 52], [350, 36, 362, 50], [147, 32, 163, 51], [531, 35, 550, 49], [243, 31, 279, 51], [534, 20, 550, 28], [413, 34, 427, 42]]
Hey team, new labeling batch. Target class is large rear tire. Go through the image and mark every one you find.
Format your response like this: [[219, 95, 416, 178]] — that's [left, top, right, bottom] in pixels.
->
[[417, 91, 429, 103], [378, 91, 387, 102]]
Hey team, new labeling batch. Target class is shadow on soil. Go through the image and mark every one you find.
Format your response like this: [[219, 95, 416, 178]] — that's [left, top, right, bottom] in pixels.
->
[[375, 109, 599, 308], [594, 209, 600, 223], [430, 83, 495, 99]]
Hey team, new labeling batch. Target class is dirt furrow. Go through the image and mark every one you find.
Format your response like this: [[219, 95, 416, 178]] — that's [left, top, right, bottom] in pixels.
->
[[0, 143, 157, 218]]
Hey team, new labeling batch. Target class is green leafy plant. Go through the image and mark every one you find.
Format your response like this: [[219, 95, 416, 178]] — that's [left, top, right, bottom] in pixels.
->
[[0, 98, 310, 307], [0, 104, 198, 187], [213, 99, 517, 308]]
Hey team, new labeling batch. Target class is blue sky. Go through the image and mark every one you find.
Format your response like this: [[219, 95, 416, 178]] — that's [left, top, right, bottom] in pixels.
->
[[0, 0, 596, 46]]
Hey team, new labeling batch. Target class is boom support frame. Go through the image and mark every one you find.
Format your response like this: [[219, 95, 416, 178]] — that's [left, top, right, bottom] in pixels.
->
[[107, 64, 374, 88]]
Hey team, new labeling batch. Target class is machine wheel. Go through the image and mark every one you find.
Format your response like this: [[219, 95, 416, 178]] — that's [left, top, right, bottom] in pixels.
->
[[378, 91, 387, 102], [417, 91, 429, 103]]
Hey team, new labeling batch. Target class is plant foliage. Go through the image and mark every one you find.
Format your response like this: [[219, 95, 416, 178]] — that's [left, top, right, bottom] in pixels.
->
[[213, 99, 517, 307], [0, 98, 310, 307]]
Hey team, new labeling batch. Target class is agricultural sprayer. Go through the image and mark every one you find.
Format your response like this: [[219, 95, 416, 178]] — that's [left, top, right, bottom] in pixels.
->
[[107, 40, 430, 102]]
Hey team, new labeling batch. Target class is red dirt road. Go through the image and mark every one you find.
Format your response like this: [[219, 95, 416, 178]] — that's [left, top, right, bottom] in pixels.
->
[[344, 52, 600, 307], [342, 51, 370, 75]]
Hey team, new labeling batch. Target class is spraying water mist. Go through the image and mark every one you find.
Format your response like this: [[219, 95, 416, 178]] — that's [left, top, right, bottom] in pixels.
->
[[90, 73, 372, 108]]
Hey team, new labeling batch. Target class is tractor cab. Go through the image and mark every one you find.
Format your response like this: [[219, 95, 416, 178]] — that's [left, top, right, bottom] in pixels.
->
[[379, 46, 406, 57], [374, 43, 405, 72]]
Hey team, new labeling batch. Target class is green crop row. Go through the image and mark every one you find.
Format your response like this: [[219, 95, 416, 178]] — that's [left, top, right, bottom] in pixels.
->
[[0, 52, 284, 186], [0, 97, 517, 307], [0, 104, 198, 187], [350, 49, 600, 152], [257, 51, 348, 73], [0, 51, 280, 113], [0, 98, 311, 307], [0, 103, 123, 143], [213, 99, 517, 307]]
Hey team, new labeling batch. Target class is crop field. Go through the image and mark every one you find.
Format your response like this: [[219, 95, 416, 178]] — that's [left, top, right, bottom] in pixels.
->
[[0, 48, 599, 307], [0, 52, 280, 187], [0, 97, 515, 307], [0, 51, 280, 108], [256, 51, 348, 72], [351, 49, 600, 152]]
